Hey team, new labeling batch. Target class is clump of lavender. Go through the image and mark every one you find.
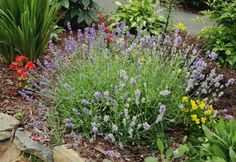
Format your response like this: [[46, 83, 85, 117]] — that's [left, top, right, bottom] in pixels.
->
[[22, 22, 235, 149]]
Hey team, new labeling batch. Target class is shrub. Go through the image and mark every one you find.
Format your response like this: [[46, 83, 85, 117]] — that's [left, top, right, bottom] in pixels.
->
[[0, 0, 61, 63], [199, 0, 236, 68], [59, 0, 99, 27], [24, 23, 234, 149], [111, 0, 166, 35]]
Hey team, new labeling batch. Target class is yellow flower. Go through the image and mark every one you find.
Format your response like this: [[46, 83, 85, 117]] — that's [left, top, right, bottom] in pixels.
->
[[140, 57, 145, 62], [205, 109, 213, 116], [195, 118, 200, 124], [199, 102, 206, 110], [191, 100, 198, 111], [178, 22, 186, 31], [182, 96, 189, 103], [191, 114, 198, 121], [201, 117, 206, 124]]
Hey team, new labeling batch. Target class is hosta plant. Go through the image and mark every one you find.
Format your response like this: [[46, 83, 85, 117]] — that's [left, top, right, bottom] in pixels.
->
[[111, 0, 166, 35]]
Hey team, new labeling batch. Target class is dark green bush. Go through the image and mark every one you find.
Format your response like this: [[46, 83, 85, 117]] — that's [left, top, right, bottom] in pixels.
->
[[59, 0, 99, 27], [200, 0, 236, 68], [177, 0, 208, 11]]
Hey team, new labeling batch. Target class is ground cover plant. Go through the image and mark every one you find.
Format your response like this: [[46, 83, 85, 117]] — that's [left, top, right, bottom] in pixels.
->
[[0, 0, 61, 63]]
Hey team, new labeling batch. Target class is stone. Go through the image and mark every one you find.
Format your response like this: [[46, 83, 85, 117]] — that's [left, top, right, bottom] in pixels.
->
[[0, 141, 21, 162], [14, 130, 53, 162], [0, 113, 20, 131], [0, 131, 11, 142], [53, 145, 86, 162]]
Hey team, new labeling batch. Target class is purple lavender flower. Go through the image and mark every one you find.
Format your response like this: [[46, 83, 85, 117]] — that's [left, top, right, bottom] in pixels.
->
[[225, 115, 234, 120], [94, 91, 103, 99], [207, 51, 218, 60], [92, 126, 98, 134], [173, 149, 179, 157], [135, 89, 141, 105], [159, 104, 166, 114], [33, 121, 43, 130], [143, 122, 150, 130], [106, 150, 116, 157], [64, 118, 73, 128], [226, 78, 235, 87]]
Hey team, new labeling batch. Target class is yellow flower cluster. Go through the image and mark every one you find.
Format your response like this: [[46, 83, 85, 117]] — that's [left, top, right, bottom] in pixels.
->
[[181, 96, 214, 125], [178, 22, 186, 31]]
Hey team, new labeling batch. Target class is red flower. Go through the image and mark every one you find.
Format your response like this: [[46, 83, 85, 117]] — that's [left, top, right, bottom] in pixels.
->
[[106, 34, 112, 44], [15, 55, 28, 63], [20, 71, 27, 79], [13, 71, 20, 77], [104, 27, 111, 33], [25, 62, 35, 71], [9, 64, 14, 70]]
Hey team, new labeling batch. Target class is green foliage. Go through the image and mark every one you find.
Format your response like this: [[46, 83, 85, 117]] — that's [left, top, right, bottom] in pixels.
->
[[59, 0, 99, 26], [111, 0, 166, 35], [0, 0, 61, 63], [145, 138, 189, 162], [199, 0, 236, 68], [197, 119, 236, 162]]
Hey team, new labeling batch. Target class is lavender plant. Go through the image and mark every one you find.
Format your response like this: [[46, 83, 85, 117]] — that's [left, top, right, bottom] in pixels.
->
[[24, 23, 234, 148]]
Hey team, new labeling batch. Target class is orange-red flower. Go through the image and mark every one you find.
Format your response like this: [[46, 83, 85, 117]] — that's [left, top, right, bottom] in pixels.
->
[[25, 62, 35, 71], [15, 55, 28, 63]]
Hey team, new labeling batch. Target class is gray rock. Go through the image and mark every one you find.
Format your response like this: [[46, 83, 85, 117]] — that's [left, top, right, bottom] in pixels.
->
[[14, 130, 53, 162], [53, 145, 86, 162], [0, 113, 20, 131], [0, 131, 11, 142]]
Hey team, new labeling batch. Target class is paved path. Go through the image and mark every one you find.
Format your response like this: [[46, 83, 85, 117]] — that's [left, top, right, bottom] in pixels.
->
[[97, 0, 213, 35]]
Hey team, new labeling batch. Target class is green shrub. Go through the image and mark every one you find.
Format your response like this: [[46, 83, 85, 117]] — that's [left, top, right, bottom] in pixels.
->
[[0, 0, 61, 63], [111, 0, 166, 35], [59, 0, 99, 27], [199, 0, 236, 68]]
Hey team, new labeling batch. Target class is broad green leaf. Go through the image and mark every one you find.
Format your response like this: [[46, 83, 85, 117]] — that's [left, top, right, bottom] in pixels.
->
[[115, 1, 122, 6]]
